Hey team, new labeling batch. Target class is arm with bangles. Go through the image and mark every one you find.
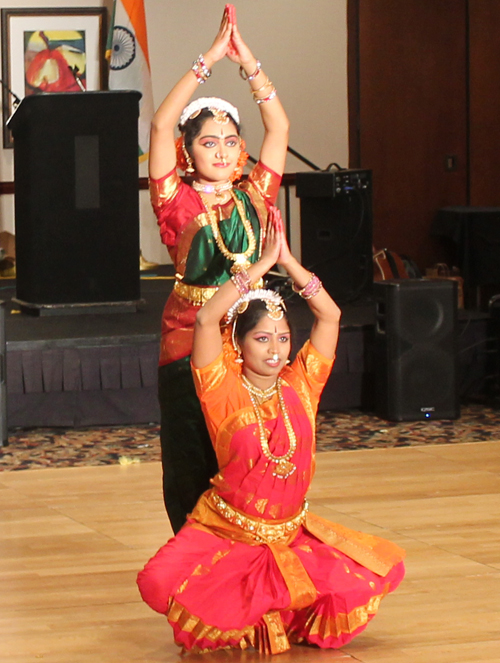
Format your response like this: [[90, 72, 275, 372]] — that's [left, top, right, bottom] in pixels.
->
[[273, 209, 342, 360], [148, 11, 233, 180], [191, 215, 282, 370], [226, 7, 290, 176]]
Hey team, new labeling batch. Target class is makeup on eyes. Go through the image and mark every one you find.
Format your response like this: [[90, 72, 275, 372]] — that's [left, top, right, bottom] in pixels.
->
[[252, 331, 290, 342], [199, 135, 238, 145]]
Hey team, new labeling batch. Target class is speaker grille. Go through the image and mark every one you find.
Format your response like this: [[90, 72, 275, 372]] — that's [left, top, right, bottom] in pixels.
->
[[374, 279, 459, 421]]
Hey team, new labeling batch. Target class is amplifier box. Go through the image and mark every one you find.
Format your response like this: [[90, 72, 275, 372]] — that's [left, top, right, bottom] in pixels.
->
[[296, 169, 371, 198]]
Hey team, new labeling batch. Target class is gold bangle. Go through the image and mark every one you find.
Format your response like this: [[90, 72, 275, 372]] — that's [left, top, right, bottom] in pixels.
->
[[251, 78, 273, 96], [254, 88, 277, 104]]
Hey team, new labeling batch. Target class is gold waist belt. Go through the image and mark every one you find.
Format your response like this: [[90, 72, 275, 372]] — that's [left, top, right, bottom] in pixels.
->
[[174, 276, 265, 307], [210, 492, 308, 545], [174, 279, 218, 306]]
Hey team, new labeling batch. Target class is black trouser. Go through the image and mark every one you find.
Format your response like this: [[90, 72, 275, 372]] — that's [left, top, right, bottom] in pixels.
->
[[158, 358, 218, 534]]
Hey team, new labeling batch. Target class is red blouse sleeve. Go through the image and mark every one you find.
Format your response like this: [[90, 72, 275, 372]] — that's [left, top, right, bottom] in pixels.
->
[[149, 168, 205, 250]]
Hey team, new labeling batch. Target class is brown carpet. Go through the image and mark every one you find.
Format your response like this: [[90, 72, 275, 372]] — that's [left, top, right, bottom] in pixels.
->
[[1, 404, 498, 472]]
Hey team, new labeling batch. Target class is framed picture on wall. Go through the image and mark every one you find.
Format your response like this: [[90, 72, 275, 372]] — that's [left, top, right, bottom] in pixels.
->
[[1, 7, 107, 148]]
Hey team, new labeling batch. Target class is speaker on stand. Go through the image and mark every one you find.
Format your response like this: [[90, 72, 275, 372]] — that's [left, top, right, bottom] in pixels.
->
[[296, 169, 373, 303], [374, 279, 460, 421]]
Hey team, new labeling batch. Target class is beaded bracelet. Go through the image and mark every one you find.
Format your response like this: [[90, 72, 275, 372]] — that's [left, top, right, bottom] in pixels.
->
[[239, 60, 261, 81], [197, 54, 211, 78], [255, 88, 277, 105], [292, 273, 323, 299], [192, 54, 211, 84], [231, 269, 252, 295], [192, 63, 210, 83]]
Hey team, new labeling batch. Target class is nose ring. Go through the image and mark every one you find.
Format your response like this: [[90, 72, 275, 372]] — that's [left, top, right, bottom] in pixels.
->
[[216, 151, 227, 165], [272, 353, 279, 362]]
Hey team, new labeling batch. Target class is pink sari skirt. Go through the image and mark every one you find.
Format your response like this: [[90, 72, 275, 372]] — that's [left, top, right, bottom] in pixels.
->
[[137, 523, 405, 654]]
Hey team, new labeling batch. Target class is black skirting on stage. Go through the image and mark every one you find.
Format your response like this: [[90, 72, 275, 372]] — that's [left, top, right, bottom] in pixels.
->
[[1, 268, 491, 428]]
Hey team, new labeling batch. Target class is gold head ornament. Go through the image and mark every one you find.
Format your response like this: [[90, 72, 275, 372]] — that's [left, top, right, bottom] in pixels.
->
[[226, 289, 286, 325]]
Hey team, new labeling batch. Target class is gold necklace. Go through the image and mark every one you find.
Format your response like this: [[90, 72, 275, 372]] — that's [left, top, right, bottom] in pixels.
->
[[198, 190, 257, 274], [242, 376, 297, 479], [241, 374, 278, 404]]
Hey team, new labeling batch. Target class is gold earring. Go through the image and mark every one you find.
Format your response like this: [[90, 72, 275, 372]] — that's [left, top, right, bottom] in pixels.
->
[[234, 344, 244, 363], [182, 141, 195, 174]]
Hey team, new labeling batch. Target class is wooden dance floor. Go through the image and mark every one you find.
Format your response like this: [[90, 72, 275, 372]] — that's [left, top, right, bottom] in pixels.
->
[[1, 441, 499, 662]]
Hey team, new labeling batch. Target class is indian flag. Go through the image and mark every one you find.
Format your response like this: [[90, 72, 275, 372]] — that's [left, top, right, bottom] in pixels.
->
[[107, 0, 154, 161]]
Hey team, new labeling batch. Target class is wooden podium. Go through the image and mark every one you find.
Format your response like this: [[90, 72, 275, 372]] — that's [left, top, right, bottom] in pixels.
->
[[8, 91, 142, 314]]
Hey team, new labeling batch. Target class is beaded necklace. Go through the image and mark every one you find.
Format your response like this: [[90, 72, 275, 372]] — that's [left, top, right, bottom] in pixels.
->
[[241, 375, 297, 479], [241, 374, 277, 404], [192, 179, 233, 199], [198, 190, 257, 274]]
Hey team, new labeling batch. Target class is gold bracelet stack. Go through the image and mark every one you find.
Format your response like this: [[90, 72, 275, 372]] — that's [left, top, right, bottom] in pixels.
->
[[251, 77, 277, 105]]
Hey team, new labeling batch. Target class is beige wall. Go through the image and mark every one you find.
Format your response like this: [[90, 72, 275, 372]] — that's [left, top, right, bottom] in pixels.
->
[[0, 0, 348, 263]]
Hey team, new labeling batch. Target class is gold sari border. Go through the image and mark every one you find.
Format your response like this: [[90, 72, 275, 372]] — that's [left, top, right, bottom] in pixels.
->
[[167, 584, 393, 653], [149, 170, 181, 208], [305, 512, 406, 577], [168, 598, 255, 653], [174, 212, 211, 277], [297, 583, 391, 642]]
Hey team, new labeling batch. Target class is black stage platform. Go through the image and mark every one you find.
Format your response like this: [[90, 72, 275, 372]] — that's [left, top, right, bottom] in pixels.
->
[[1, 267, 491, 428]]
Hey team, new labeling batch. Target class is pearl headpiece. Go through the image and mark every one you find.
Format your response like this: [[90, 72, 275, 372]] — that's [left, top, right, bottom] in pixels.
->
[[179, 97, 240, 127], [226, 289, 286, 324]]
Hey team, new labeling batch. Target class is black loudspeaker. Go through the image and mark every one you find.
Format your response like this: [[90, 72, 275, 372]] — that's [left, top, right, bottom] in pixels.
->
[[296, 170, 373, 303], [8, 91, 141, 310], [374, 279, 459, 421]]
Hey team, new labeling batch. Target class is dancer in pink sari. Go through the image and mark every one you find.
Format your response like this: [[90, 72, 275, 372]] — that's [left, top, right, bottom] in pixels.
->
[[138, 211, 405, 654]]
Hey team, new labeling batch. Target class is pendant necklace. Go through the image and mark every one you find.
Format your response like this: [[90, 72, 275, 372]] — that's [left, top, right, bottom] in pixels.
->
[[197, 190, 257, 274], [242, 375, 297, 479]]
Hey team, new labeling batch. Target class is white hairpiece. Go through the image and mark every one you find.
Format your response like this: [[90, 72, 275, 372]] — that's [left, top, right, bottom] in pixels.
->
[[179, 97, 240, 127], [226, 289, 286, 324]]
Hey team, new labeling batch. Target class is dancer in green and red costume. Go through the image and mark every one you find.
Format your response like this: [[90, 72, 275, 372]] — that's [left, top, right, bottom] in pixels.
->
[[149, 5, 289, 533]]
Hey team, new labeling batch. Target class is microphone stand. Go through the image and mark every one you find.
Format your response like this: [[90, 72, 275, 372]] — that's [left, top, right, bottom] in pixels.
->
[[0, 80, 21, 137], [0, 78, 21, 115]]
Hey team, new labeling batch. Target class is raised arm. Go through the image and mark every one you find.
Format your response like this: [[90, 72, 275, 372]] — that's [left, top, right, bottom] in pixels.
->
[[226, 7, 290, 176], [274, 209, 341, 359], [148, 11, 233, 180], [191, 218, 281, 369]]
